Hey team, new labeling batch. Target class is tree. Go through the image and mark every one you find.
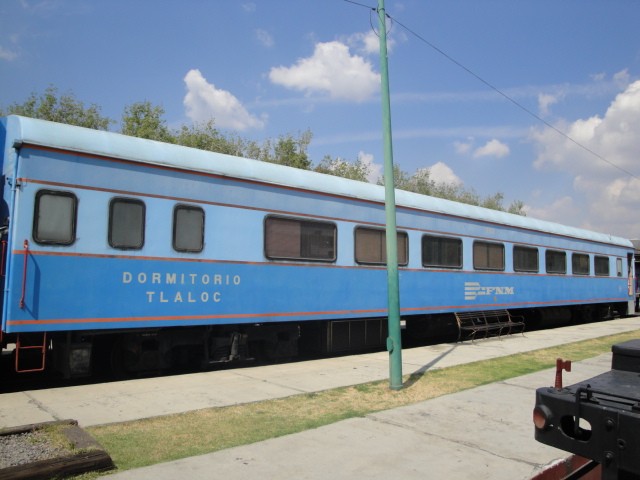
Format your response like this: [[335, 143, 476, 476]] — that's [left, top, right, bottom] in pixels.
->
[[1, 86, 112, 130], [175, 120, 245, 156], [1, 88, 526, 215], [270, 131, 313, 169], [507, 200, 526, 215], [379, 164, 526, 216], [405, 168, 434, 195], [315, 155, 371, 182], [121, 101, 173, 142], [241, 138, 270, 162], [378, 164, 411, 190]]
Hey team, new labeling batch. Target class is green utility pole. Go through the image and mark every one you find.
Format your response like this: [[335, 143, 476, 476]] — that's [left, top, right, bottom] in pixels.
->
[[377, 0, 403, 390]]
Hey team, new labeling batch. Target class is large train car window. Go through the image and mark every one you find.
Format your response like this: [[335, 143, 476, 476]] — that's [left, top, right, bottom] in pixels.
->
[[572, 253, 590, 275], [422, 235, 462, 269], [473, 241, 504, 271], [109, 198, 145, 250], [594, 256, 610, 276], [265, 216, 336, 262], [354, 227, 408, 266], [513, 245, 539, 273], [173, 205, 204, 253], [545, 250, 566, 274], [33, 190, 77, 245]]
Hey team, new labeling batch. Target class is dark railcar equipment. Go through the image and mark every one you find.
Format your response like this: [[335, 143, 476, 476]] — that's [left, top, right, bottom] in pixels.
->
[[534, 340, 640, 479]]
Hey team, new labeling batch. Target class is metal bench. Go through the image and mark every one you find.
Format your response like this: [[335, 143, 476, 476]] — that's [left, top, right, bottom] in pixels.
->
[[455, 309, 525, 342]]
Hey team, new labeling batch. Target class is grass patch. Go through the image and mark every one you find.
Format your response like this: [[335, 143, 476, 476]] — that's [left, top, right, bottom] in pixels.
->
[[37, 424, 76, 453], [88, 329, 640, 474]]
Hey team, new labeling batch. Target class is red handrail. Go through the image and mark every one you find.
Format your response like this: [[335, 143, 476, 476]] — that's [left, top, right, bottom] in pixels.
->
[[15, 333, 47, 373], [19, 239, 28, 309]]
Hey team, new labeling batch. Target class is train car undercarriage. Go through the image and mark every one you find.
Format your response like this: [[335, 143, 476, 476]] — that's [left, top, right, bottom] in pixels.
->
[[1, 301, 629, 379]]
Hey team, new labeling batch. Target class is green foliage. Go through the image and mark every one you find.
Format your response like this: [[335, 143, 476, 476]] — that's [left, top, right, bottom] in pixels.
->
[[507, 200, 526, 215], [121, 101, 173, 142], [0, 86, 112, 130], [2, 87, 525, 214], [315, 155, 371, 182], [174, 120, 245, 156], [379, 165, 526, 216], [270, 130, 313, 169]]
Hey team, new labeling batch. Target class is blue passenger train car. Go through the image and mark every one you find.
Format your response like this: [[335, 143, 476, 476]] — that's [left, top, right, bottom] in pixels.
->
[[0, 116, 635, 376]]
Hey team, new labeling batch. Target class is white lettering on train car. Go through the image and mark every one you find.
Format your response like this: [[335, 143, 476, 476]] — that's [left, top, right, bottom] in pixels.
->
[[123, 271, 239, 304], [123, 271, 240, 286], [464, 282, 515, 301]]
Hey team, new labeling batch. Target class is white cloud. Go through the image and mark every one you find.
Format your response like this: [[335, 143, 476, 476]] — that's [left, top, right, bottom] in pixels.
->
[[256, 29, 274, 48], [454, 137, 510, 159], [538, 92, 563, 117], [525, 196, 581, 224], [531, 80, 640, 236], [0, 46, 17, 61], [473, 139, 510, 158], [453, 138, 474, 155], [268, 41, 380, 102], [533, 80, 640, 176], [242, 2, 256, 13], [395, 71, 636, 110], [361, 30, 381, 55], [345, 30, 394, 56], [183, 69, 265, 131], [358, 151, 382, 183], [613, 69, 631, 88], [428, 162, 463, 185]]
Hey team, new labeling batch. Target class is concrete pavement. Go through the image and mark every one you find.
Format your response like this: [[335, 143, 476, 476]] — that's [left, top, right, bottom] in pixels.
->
[[1, 317, 637, 428], [106, 355, 612, 480]]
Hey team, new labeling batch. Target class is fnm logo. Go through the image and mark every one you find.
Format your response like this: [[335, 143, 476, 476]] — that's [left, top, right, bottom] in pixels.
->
[[464, 282, 515, 301]]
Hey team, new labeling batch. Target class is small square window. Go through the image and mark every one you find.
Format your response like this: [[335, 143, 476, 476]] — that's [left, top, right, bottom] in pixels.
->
[[514, 246, 539, 273], [473, 241, 504, 271], [33, 190, 77, 245], [109, 198, 145, 250], [545, 250, 566, 274], [355, 227, 408, 266], [572, 253, 590, 275], [173, 205, 204, 252], [422, 235, 462, 269]]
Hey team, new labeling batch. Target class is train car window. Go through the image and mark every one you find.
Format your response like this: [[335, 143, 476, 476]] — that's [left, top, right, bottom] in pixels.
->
[[173, 205, 204, 253], [594, 256, 610, 276], [473, 241, 504, 271], [422, 235, 462, 269], [354, 227, 408, 266], [33, 190, 77, 245], [265, 216, 336, 262], [513, 245, 539, 273], [572, 253, 590, 275], [545, 250, 566, 274], [616, 258, 623, 277], [109, 198, 145, 250]]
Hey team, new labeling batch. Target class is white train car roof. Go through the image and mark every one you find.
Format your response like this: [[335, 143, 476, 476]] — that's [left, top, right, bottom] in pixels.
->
[[1, 115, 632, 249]]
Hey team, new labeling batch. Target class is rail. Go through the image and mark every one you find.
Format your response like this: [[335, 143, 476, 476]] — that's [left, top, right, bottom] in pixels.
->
[[19, 239, 28, 309]]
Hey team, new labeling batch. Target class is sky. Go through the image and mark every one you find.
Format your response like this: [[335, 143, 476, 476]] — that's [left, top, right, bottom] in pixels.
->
[[1, 0, 640, 239]]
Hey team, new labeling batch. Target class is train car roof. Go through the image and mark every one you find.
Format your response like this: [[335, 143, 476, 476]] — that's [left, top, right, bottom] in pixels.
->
[[1, 115, 633, 249]]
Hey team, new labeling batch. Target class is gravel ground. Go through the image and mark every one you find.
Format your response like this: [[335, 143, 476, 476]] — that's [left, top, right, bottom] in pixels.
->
[[0, 430, 69, 468]]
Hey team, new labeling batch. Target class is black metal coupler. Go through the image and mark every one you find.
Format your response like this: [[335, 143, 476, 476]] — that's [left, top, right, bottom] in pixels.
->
[[533, 340, 640, 479]]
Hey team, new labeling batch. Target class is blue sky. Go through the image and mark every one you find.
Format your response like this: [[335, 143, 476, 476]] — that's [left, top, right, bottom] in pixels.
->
[[2, 0, 640, 238]]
